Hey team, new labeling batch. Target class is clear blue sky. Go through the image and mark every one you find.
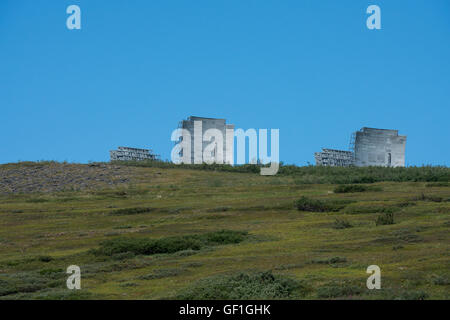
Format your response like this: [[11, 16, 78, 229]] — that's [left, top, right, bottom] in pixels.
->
[[1, 0, 449, 166]]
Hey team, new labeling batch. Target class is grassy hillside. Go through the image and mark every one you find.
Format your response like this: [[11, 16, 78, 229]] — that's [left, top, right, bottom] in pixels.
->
[[0, 162, 449, 299]]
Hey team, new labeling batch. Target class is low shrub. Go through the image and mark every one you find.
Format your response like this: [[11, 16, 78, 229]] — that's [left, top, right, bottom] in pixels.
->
[[109, 207, 153, 215], [376, 212, 395, 226], [0, 274, 48, 297], [310, 256, 347, 264], [37, 256, 53, 263], [294, 197, 350, 212], [201, 230, 246, 244], [337, 184, 383, 193], [97, 237, 201, 256], [334, 185, 368, 193], [119, 282, 138, 287], [96, 230, 248, 256], [0, 279, 18, 297], [176, 271, 309, 299], [26, 198, 50, 203], [206, 206, 232, 213]]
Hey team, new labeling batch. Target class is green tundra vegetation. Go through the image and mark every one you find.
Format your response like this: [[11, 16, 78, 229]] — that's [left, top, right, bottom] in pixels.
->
[[0, 162, 448, 299]]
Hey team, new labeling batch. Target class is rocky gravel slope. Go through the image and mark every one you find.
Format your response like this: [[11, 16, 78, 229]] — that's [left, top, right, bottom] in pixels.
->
[[0, 162, 134, 194]]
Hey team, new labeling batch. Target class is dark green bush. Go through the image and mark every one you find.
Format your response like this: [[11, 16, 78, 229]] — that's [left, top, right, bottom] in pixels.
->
[[376, 213, 395, 226], [310, 256, 347, 264], [0, 274, 49, 297], [97, 237, 202, 256], [201, 230, 246, 244], [334, 185, 368, 193], [0, 279, 17, 296], [96, 230, 248, 256], [334, 184, 382, 193], [176, 271, 309, 299], [294, 197, 350, 212], [109, 207, 153, 215], [26, 198, 50, 203], [37, 256, 53, 263], [207, 206, 232, 213]]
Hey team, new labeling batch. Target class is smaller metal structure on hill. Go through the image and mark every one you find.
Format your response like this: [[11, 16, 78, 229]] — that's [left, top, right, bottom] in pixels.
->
[[110, 146, 159, 162], [314, 148, 355, 167]]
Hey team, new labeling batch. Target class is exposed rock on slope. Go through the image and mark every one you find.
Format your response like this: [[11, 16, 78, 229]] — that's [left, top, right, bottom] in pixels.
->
[[0, 162, 134, 194]]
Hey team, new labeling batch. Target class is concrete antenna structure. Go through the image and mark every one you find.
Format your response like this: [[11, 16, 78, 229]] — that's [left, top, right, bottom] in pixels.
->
[[315, 127, 406, 167], [175, 116, 235, 165]]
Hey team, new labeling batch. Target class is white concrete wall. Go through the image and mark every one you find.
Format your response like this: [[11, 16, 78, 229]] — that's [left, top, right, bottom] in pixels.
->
[[354, 128, 406, 167], [181, 116, 234, 164]]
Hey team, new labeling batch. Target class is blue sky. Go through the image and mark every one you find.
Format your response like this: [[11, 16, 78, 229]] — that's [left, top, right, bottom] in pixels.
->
[[1, 0, 449, 166]]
